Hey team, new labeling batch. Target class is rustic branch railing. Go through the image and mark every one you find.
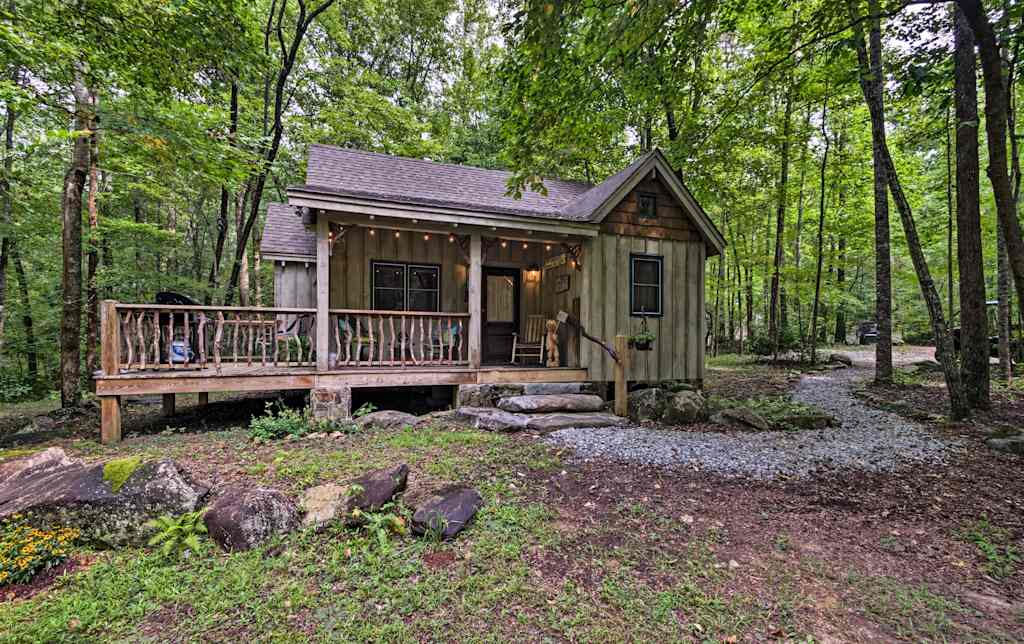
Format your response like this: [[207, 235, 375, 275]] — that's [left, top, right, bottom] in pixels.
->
[[328, 309, 469, 368], [109, 303, 317, 374], [99, 302, 471, 375]]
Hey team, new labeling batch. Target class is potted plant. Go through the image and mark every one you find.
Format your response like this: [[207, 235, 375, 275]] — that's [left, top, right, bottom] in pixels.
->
[[629, 328, 656, 351]]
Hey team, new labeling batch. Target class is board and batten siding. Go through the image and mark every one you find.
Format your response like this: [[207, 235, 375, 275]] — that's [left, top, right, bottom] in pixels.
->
[[579, 233, 705, 383]]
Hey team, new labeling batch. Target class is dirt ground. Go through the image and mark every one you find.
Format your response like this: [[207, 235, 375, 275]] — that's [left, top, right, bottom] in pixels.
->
[[0, 347, 1022, 642]]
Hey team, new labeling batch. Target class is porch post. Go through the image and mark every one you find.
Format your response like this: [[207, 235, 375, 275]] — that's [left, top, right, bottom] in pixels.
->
[[468, 233, 482, 369], [316, 212, 330, 372], [99, 299, 122, 444]]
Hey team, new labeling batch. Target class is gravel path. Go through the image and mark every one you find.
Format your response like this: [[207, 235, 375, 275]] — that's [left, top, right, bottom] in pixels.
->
[[546, 362, 955, 480]]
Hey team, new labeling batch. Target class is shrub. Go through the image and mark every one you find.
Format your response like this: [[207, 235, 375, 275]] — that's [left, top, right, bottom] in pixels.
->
[[0, 371, 33, 403], [249, 401, 311, 441], [0, 517, 79, 586], [144, 510, 209, 560], [747, 328, 801, 357]]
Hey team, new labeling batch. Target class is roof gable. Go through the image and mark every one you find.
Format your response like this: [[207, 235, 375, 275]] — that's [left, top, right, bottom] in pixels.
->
[[262, 202, 314, 259]]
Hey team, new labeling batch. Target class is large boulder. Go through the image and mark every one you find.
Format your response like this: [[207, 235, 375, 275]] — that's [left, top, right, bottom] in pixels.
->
[[986, 435, 1024, 456], [0, 449, 208, 546], [300, 464, 409, 529], [661, 390, 708, 425], [355, 410, 418, 431], [412, 485, 483, 540], [497, 394, 605, 414], [204, 487, 299, 552], [628, 388, 669, 422], [711, 407, 771, 431], [453, 407, 530, 432]]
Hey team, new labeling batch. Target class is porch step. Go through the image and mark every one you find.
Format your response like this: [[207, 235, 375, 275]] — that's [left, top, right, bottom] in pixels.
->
[[496, 394, 605, 414], [454, 407, 625, 433]]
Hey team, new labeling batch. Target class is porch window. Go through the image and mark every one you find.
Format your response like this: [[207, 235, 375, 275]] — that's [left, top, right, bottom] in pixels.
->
[[630, 254, 663, 317], [371, 261, 440, 311]]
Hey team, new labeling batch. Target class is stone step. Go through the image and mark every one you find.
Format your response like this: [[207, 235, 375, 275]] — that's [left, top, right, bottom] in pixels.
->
[[496, 394, 606, 414], [454, 407, 625, 433]]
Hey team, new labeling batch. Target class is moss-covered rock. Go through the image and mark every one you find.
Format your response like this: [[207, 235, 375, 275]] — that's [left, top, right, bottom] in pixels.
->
[[0, 448, 209, 547]]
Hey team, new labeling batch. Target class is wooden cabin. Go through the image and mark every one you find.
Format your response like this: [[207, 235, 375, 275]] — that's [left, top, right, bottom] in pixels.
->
[[94, 147, 724, 442]]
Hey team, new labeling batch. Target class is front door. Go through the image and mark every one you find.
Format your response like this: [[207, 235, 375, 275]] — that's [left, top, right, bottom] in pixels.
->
[[482, 267, 520, 364]]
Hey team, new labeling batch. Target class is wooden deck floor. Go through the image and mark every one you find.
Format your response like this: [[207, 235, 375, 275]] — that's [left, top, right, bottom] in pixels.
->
[[95, 365, 589, 396]]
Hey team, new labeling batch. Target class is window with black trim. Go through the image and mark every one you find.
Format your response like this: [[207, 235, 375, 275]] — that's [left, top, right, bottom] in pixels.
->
[[630, 254, 663, 316], [637, 192, 657, 219], [371, 261, 440, 311]]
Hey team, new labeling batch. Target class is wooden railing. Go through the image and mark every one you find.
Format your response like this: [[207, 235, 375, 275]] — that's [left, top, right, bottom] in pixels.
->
[[328, 309, 469, 368], [104, 302, 317, 374], [99, 301, 470, 375]]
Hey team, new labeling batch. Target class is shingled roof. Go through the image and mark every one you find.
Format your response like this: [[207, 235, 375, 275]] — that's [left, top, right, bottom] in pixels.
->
[[262, 202, 314, 258], [294, 144, 645, 221], [269, 145, 724, 258]]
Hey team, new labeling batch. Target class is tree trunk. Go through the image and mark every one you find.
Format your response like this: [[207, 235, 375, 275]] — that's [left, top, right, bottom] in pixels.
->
[[810, 100, 829, 364], [946, 106, 956, 321], [850, 0, 968, 418], [60, 68, 91, 408], [85, 91, 100, 378], [0, 71, 14, 358], [997, 227, 1013, 380], [235, 189, 250, 307], [834, 238, 847, 343], [769, 88, 793, 356], [793, 106, 810, 346], [855, 0, 894, 384], [11, 243, 36, 389], [205, 79, 237, 305], [954, 5, 990, 408], [956, 0, 1024, 313]]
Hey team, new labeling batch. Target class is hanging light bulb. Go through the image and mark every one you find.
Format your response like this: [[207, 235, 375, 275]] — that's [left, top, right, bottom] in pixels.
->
[[545, 244, 552, 251], [522, 242, 528, 249], [448, 234, 455, 243], [424, 233, 430, 241], [500, 240, 507, 248], [394, 231, 401, 238], [369, 228, 376, 236]]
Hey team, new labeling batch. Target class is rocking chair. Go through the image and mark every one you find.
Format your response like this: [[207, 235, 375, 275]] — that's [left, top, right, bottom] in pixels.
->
[[511, 315, 546, 364]]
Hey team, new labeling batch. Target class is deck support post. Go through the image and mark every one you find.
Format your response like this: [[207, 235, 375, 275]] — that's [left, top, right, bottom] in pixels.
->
[[162, 393, 175, 417], [100, 397, 121, 444], [316, 213, 330, 372], [100, 299, 122, 443], [197, 392, 209, 407], [468, 233, 482, 369], [613, 335, 628, 417]]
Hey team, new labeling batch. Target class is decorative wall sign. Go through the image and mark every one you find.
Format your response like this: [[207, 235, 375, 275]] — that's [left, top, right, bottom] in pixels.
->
[[544, 253, 567, 270], [555, 274, 570, 293]]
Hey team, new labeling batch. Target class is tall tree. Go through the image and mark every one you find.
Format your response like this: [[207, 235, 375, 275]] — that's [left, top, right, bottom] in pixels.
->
[[769, 85, 793, 357], [810, 99, 829, 363], [849, 0, 967, 418], [956, 0, 1024, 310], [953, 5, 990, 408]]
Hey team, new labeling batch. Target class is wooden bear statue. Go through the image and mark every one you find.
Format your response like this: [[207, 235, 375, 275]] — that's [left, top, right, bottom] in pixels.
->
[[545, 319, 560, 367]]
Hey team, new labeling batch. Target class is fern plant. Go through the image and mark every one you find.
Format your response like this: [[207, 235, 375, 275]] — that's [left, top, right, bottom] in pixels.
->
[[144, 510, 209, 559]]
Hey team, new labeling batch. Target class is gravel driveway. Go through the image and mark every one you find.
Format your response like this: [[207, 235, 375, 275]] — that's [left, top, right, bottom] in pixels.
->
[[546, 352, 955, 480]]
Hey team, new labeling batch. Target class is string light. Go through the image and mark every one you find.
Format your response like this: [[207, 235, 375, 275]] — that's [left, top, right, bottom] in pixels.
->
[[448, 234, 455, 243], [500, 240, 507, 248], [545, 244, 552, 251], [394, 231, 400, 238], [522, 242, 528, 249], [424, 233, 430, 241], [369, 229, 375, 236]]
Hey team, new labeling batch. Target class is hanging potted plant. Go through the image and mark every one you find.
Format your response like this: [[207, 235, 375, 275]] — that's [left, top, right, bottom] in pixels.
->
[[629, 317, 656, 351]]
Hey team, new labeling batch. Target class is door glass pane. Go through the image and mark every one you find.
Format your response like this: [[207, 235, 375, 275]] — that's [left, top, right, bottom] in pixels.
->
[[486, 275, 515, 322]]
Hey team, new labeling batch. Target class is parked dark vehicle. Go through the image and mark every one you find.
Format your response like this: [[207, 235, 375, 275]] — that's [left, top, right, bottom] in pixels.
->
[[856, 321, 879, 345], [950, 300, 1022, 360]]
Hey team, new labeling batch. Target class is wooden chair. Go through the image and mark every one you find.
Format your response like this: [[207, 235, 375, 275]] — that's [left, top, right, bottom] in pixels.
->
[[512, 315, 546, 364]]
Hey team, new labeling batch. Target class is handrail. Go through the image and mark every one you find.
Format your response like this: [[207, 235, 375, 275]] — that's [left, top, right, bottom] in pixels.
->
[[115, 303, 316, 314], [329, 308, 469, 318]]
